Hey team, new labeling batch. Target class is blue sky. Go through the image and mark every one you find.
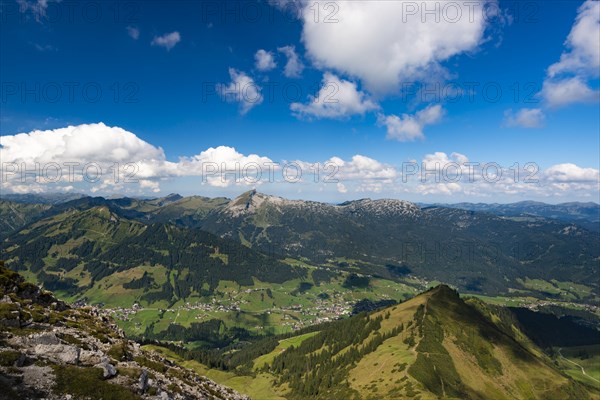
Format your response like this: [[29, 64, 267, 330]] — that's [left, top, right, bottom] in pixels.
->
[[0, 0, 598, 203]]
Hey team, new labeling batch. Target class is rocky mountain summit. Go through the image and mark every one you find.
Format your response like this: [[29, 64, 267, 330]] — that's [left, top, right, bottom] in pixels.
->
[[222, 190, 423, 219], [0, 262, 249, 400]]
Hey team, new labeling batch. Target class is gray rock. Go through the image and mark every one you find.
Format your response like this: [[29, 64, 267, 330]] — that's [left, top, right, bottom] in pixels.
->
[[16, 353, 27, 367], [79, 350, 104, 366], [159, 391, 170, 400], [27, 332, 60, 346], [95, 361, 117, 379], [139, 369, 149, 392], [33, 344, 80, 364]]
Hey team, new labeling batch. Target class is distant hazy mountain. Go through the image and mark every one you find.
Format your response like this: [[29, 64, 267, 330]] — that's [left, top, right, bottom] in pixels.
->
[[424, 201, 600, 231], [0, 192, 86, 204]]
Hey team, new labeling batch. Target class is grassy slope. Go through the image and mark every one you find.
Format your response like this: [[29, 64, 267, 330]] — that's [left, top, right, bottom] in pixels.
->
[[557, 345, 600, 389], [253, 332, 320, 371], [143, 344, 289, 400], [224, 286, 600, 400]]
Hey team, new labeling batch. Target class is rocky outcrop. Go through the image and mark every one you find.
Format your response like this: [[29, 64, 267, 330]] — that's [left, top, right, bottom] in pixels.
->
[[95, 359, 117, 379], [0, 262, 250, 400]]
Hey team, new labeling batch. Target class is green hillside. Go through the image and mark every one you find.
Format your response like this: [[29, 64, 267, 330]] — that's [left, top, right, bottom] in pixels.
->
[[148, 286, 600, 400], [0, 204, 421, 342], [4, 192, 599, 301], [0, 200, 50, 238]]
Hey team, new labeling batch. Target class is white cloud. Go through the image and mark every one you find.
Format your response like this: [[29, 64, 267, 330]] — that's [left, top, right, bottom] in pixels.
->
[[392, 152, 600, 200], [254, 49, 277, 71], [176, 146, 276, 188], [151, 31, 181, 51], [541, 1, 600, 107], [547, 0, 599, 79], [127, 26, 140, 40], [541, 77, 598, 108], [278, 45, 304, 78], [139, 179, 161, 193], [417, 182, 462, 196], [300, 1, 493, 94], [0, 123, 175, 194], [544, 163, 600, 183], [0, 123, 166, 165], [326, 154, 397, 181], [378, 104, 444, 142], [2, 124, 598, 201], [503, 108, 545, 128], [420, 151, 468, 172], [290, 73, 378, 119], [218, 68, 263, 115]]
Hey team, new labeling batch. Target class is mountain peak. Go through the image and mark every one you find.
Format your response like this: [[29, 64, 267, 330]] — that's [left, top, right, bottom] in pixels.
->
[[339, 198, 421, 218], [164, 193, 183, 200], [226, 190, 300, 216], [155, 193, 183, 206], [427, 284, 461, 301]]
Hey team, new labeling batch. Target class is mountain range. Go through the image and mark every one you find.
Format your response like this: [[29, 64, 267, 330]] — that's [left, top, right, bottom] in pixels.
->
[[0, 191, 599, 399], [1, 191, 598, 298], [425, 201, 600, 232]]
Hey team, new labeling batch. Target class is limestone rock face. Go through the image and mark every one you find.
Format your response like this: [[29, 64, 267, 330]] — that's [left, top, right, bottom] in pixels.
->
[[33, 344, 80, 365]]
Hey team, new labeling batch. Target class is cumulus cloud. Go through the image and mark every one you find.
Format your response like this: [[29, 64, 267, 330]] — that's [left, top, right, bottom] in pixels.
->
[[278, 45, 304, 78], [300, 1, 493, 94], [503, 108, 545, 128], [393, 152, 600, 200], [127, 26, 140, 40], [218, 68, 263, 114], [290, 73, 378, 119], [2, 124, 598, 201], [151, 31, 181, 51], [378, 104, 444, 141], [547, 0, 599, 79], [326, 154, 397, 181], [255, 49, 277, 71], [544, 163, 600, 182], [0, 123, 175, 194], [176, 146, 275, 188], [541, 77, 598, 108], [0, 123, 166, 165], [541, 1, 599, 107]]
